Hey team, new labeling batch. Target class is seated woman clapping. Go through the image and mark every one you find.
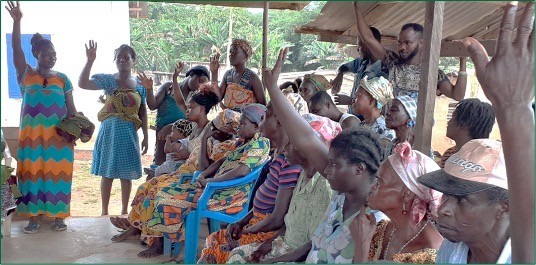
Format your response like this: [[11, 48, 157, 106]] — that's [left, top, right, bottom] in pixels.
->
[[351, 142, 444, 263]]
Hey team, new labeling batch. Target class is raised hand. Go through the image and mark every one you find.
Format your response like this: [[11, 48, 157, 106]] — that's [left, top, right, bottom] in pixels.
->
[[137, 72, 153, 90], [331, 73, 344, 95], [85, 40, 97, 63], [173, 61, 185, 78], [5, 1, 22, 21], [334, 94, 353, 105], [209, 52, 221, 73], [462, 2, 534, 108], [263, 47, 288, 90]]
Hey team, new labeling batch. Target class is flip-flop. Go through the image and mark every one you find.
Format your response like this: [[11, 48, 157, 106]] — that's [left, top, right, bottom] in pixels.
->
[[23, 223, 40, 234], [51, 221, 67, 231]]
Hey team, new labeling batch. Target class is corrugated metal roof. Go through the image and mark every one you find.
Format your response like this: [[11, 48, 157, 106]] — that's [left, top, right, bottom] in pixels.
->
[[172, 1, 309, 11], [297, 1, 526, 43]]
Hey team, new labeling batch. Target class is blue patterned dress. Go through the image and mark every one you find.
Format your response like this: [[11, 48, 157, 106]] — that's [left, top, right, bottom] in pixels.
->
[[90, 74, 146, 180]]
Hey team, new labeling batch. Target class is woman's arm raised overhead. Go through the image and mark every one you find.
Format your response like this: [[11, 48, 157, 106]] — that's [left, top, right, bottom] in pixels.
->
[[263, 48, 330, 176]]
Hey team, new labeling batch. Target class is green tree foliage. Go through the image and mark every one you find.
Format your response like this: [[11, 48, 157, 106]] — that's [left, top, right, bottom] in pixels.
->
[[130, 1, 350, 73]]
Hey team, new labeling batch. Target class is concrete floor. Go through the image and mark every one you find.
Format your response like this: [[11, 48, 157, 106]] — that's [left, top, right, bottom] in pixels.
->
[[1, 216, 210, 263]]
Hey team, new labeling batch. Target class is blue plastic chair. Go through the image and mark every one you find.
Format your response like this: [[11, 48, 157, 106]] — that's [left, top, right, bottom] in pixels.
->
[[162, 160, 269, 262]]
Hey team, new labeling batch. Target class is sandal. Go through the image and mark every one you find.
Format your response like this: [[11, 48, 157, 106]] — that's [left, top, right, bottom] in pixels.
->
[[23, 223, 40, 234], [51, 221, 67, 231]]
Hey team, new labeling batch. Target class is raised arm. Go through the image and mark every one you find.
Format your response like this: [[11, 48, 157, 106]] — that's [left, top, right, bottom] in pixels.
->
[[353, 1, 386, 61], [146, 81, 171, 110], [171, 62, 187, 113], [198, 124, 217, 171], [264, 48, 330, 176], [463, 2, 534, 263], [78, 40, 100, 90], [5, 1, 26, 79], [437, 57, 468, 101], [209, 52, 227, 98]]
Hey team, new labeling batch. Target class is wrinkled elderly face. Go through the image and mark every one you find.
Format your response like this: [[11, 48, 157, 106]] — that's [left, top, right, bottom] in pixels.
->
[[436, 191, 507, 244], [385, 99, 411, 129], [367, 160, 405, 211], [237, 115, 257, 140]]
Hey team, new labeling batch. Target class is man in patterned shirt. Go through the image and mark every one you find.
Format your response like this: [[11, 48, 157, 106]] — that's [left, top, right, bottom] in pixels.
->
[[353, 2, 467, 102]]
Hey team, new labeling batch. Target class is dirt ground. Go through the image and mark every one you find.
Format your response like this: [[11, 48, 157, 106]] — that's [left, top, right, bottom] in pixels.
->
[[70, 149, 152, 217]]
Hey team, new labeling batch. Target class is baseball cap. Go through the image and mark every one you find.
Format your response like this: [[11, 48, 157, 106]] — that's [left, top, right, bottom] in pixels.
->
[[418, 139, 507, 196], [185, 65, 210, 78]]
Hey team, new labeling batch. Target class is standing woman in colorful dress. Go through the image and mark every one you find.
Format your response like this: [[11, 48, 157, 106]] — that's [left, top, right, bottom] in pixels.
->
[[210, 39, 266, 111], [6, 1, 77, 233], [78, 40, 148, 216]]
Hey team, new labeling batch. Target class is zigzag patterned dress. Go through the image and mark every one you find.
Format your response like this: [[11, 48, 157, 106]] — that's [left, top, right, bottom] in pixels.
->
[[16, 65, 74, 218]]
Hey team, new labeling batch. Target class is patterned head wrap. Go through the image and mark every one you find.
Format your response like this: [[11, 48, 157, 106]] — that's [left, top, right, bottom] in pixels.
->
[[213, 109, 240, 135], [285, 93, 309, 116], [302, 113, 342, 145], [232, 39, 253, 59], [303, 74, 331, 91], [242, 103, 267, 125], [388, 142, 443, 224], [360, 76, 394, 109], [172, 119, 194, 137], [395, 95, 418, 124]]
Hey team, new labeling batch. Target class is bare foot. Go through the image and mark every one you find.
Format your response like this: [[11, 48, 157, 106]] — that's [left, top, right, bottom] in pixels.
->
[[110, 216, 131, 230], [101, 211, 108, 216], [137, 239, 163, 258], [111, 226, 140, 242]]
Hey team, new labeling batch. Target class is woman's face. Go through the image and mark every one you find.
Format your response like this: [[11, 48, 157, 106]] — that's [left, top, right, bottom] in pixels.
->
[[187, 74, 209, 91], [230, 44, 247, 66], [368, 160, 405, 211], [259, 106, 279, 140], [324, 148, 375, 195], [352, 87, 374, 115], [37, 44, 57, 69], [446, 110, 460, 140], [115, 48, 134, 72], [385, 99, 411, 129], [299, 81, 318, 103], [185, 100, 204, 122], [237, 115, 257, 140]]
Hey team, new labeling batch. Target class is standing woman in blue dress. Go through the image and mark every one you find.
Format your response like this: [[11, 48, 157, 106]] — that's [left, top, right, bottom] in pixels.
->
[[78, 40, 148, 216]]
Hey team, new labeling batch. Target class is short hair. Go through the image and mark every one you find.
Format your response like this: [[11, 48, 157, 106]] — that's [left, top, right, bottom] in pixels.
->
[[190, 91, 219, 114], [484, 187, 509, 204], [370, 27, 382, 42], [309, 91, 335, 107], [329, 127, 384, 176], [453, 98, 495, 139], [114, 44, 137, 61], [401, 23, 424, 35], [30, 33, 54, 59]]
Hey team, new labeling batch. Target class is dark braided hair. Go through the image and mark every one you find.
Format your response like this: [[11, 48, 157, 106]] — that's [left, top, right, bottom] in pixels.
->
[[279, 78, 302, 93], [453, 98, 495, 139], [114, 44, 137, 61], [190, 90, 219, 114], [329, 127, 384, 178], [30, 33, 53, 59]]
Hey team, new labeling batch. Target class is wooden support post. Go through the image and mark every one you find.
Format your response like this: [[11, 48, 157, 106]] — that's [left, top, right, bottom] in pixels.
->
[[262, 1, 269, 85], [414, 1, 444, 154]]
